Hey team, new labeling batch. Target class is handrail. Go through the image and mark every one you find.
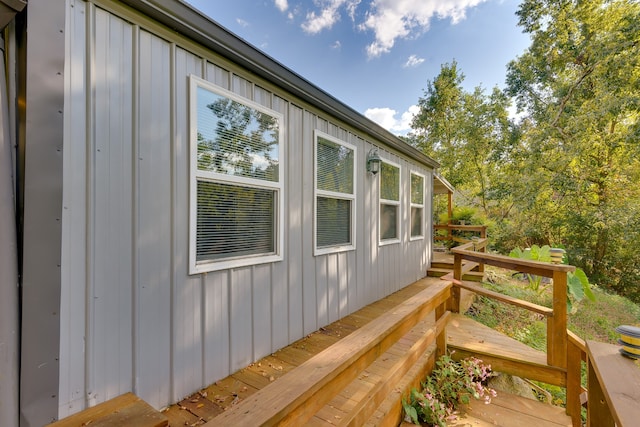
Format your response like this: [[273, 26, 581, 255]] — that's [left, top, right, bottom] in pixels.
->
[[452, 279, 554, 317], [434, 224, 487, 245], [446, 239, 584, 427]]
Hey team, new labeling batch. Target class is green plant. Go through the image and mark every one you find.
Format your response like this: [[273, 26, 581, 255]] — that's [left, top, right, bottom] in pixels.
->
[[509, 245, 552, 292], [451, 206, 477, 225], [509, 245, 596, 311], [402, 355, 496, 426]]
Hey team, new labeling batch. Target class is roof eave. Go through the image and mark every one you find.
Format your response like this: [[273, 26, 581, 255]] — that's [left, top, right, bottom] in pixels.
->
[[118, 0, 440, 169]]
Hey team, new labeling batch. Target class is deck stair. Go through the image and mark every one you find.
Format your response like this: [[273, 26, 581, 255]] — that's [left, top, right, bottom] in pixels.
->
[[451, 391, 572, 426], [399, 391, 572, 427], [447, 313, 566, 387], [428, 256, 485, 283]]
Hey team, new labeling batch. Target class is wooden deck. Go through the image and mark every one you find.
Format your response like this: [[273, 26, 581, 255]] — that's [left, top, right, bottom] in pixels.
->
[[162, 275, 572, 427], [164, 277, 444, 426]]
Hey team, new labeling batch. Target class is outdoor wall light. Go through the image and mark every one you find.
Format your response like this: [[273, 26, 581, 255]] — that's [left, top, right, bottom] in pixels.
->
[[367, 149, 381, 175]]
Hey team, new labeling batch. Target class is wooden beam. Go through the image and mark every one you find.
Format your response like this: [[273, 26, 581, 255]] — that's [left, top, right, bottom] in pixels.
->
[[547, 271, 568, 368], [451, 245, 574, 278], [566, 336, 585, 427], [453, 280, 553, 317]]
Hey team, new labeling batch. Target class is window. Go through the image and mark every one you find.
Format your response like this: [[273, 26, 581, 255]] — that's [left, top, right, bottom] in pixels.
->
[[410, 172, 425, 239], [189, 76, 284, 273], [380, 160, 400, 244], [314, 131, 356, 255]]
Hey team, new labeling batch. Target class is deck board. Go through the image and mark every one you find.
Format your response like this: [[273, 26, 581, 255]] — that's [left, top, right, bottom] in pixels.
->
[[163, 276, 573, 427], [447, 313, 566, 386], [458, 393, 572, 426]]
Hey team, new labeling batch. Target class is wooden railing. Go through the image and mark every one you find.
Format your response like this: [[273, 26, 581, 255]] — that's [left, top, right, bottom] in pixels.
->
[[434, 223, 487, 245], [447, 239, 585, 426]]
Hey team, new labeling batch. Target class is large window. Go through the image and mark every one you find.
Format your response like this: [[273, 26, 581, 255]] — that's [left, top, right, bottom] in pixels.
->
[[314, 131, 356, 255], [380, 160, 400, 244], [189, 76, 283, 273], [410, 172, 425, 239]]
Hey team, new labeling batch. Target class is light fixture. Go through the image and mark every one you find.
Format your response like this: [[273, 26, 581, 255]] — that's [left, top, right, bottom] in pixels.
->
[[366, 148, 381, 175]]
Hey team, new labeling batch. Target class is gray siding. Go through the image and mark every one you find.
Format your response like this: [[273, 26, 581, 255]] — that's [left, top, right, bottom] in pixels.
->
[[58, 0, 434, 417]]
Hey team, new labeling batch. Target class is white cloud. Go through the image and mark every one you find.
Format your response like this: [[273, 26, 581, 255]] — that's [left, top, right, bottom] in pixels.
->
[[236, 18, 249, 28], [360, 0, 487, 58], [296, 0, 487, 57], [332, 40, 342, 49], [364, 105, 420, 134], [302, 6, 341, 33], [404, 54, 425, 68], [301, 0, 361, 34], [275, 0, 289, 12]]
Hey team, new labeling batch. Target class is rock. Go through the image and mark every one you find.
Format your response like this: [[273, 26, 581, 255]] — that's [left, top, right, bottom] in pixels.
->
[[488, 373, 546, 402]]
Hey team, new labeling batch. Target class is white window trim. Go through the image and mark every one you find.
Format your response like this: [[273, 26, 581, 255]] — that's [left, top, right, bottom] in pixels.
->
[[409, 170, 426, 241], [188, 75, 285, 274], [314, 130, 357, 256], [379, 159, 401, 246]]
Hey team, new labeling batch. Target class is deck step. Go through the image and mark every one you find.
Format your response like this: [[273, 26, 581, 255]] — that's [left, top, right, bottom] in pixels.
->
[[447, 314, 566, 387], [427, 267, 484, 282], [47, 393, 168, 427], [399, 391, 571, 427], [455, 392, 572, 426], [430, 260, 479, 270]]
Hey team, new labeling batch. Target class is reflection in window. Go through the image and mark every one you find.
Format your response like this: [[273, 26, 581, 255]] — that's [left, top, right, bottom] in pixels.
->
[[190, 77, 283, 273], [196, 87, 279, 182]]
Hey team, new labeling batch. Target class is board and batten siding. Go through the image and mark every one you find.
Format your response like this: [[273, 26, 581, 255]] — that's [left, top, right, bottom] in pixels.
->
[[58, 0, 433, 417]]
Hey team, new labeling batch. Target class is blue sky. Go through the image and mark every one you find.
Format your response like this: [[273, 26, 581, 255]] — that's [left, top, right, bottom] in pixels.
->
[[184, 0, 530, 134]]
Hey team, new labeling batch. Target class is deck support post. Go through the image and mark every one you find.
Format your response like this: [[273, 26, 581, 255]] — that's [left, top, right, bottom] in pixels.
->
[[547, 271, 567, 368], [435, 302, 447, 359], [447, 253, 462, 313], [566, 334, 584, 427]]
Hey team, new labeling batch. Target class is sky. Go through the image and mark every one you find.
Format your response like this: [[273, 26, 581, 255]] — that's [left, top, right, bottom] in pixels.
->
[[183, 0, 531, 135]]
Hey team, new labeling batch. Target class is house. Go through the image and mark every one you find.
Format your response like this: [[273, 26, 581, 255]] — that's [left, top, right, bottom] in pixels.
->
[[0, 1, 447, 425]]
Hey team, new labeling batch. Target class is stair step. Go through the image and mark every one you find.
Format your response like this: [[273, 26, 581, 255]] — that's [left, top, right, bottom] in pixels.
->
[[399, 390, 572, 427], [47, 393, 168, 427], [447, 314, 566, 387], [427, 267, 484, 282]]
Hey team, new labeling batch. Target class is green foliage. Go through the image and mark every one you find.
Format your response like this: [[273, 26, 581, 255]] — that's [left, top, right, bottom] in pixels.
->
[[508, 245, 552, 292], [411, 0, 640, 304], [402, 355, 496, 426], [509, 245, 596, 310]]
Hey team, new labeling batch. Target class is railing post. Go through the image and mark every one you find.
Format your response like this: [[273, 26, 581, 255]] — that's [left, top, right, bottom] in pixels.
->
[[435, 302, 447, 359], [566, 336, 584, 427], [547, 270, 568, 368], [447, 253, 462, 313]]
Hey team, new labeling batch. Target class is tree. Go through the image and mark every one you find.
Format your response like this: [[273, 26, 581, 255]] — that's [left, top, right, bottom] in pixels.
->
[[411, 62, 515, 220], [505, 0, 640, 298]]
